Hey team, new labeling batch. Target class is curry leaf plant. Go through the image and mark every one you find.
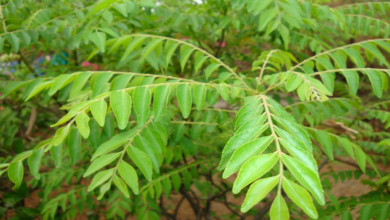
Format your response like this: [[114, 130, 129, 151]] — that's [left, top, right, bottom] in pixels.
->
[[1, 0, 390, 219]]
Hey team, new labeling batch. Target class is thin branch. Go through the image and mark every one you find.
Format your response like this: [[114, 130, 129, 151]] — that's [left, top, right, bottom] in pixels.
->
[[19, 52, 39, 77]]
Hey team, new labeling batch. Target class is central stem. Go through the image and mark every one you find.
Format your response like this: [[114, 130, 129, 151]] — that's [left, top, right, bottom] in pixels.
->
[[260, 95, 283, 193]]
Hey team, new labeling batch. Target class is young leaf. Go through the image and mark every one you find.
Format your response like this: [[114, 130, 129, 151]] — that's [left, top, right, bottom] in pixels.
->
[[118, 161, 139, 194], [223, 136, 274, 178], [365, 69, 383, 98], [205, 64, 220, 79], [316, 130, 333, 160], [0, 81, 29, 98], [282, 154, 325, 205], [176, 84, 192, 118], [8, 161, 23, 190], [282, 178, 318, 219], [6, 33, 20, 52], [68, 129, 81, 166], [342, 70, 359, 95], [286, 76, 303, 92], [91, 99, 108, 127], [219, 125, 268, 170], [90, 32, 106, 52], [193, 84, 207, 110], [180, 48, 195, 70], [153, 85, 170, 121], [113, 175, 130, 198], [49, 74, 75, 96], [50, 143, 63, 168], [92, 72, 113, 97], [91, 130, 135, 160], [84, 152, 121, 177], [70, 72, 93, 98], [232, 153, 279, 194], [87, 169, 114, 192], [75, 112, 90, 139], [28, 148, 44, 179], [133, 87, 151, 125], [270, 194, 289, 220], [110, 91, 132, 130], [126, 146, 153, 181], [241, 176, 279, 213]]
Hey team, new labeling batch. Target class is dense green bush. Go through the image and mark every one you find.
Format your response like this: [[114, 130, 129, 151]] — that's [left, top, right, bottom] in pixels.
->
[[1, 0, 390, 219]]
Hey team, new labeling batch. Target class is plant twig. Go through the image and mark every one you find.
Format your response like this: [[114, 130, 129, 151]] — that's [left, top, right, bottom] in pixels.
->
[[18, 52, 39, 77]]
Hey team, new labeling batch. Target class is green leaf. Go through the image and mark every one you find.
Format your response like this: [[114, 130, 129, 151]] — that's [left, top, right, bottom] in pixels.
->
[[354, 146, 366, 173], [127, 146, 153, 181], [316, 130, 333, 160], [165, 42, 179, 68], [365, 69, 383, 98], [49, 74, 75, 96], [92, 72, 113, 97], [28, 148, 44, 179], [219, 125, 267, 170], [253, 0, 272, 14], [70, 72, 92, 98], [342, 70, 359, 95], [25, 81, 53, 101], [50, 144, 62, 168], [341, 211, 352, 220], [258, 8, 278, 31], [223, 136, 274, 178], [87, 169, 114, 192], [133, 87, 151, 125], [344, 48, 365, 68], [360, 205, 372, 220], [118, 161, 139, 194], [153, 85, 170, 121], [361, 43, 389, 67], [110, 91, 132, 130], [176, 84, 192, 118], [113, 3, 128, 17], [275, 127, 318, 172], [286, 76, 303, 92], [8, 161, 23, 190], [75, 112, 90, 139], [232, 153, 279, 194], [193, 85, 207, 110], [112, 74, 133, 90], [84, 152, 121, 177], [68, 129, 81, 166], [338, 137, 355, 159], [241, 176, 279, 213], [0, 81, 29, 98], [282, 154, 325, 205], [134, 136, 160, 173], [172, 173, 181, 191], [282, 178, 318, 219], [215, 84, 230, 101], [194, 56, 208, 73], [279, 25, 289, 49], [6, 33, 20, 52], [90, 32, 106, 52], [121, 37, 146, 61], [270, 194, 289, 220], [235, 114, 267, 134], [205, 64, 220, 79], [92, 130, 135, 160], [275, 117, 312, 152], [91, 99, 108, 127], [180, 48, 195, 70], [113, 175, 130, 198], [142, 39, 164, 61]]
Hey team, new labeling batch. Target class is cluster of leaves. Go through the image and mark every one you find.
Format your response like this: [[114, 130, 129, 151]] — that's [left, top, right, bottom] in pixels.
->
[[1, 0, 390, 219]]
